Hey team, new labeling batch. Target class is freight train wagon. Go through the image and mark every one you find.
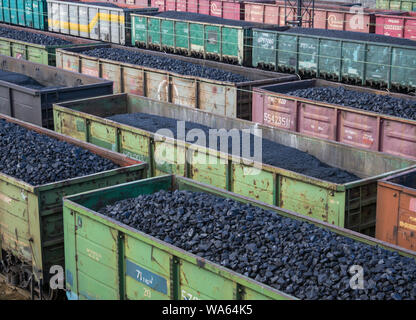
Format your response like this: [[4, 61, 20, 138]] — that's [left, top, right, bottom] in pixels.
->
[[80, 0, 150, 9], [0, 55, 113, 129], [375, 11, 416, 40], [46, 0, 157, 45], [131, 11, 282, 65], [376, 168, 416, 252], [131, 11, 416, 93], [0, 24, 103, 66], [252, 79, 416, 161], [376, 0, 416, 11], [245, 1, 381, 33], [52, 93, 416, 236], [150, 0, 272, 21], [55, 43, 296, 119], [0, 114, 147, 299], [252, 28, 416, 93], [62, 175, 416, 300], [0, 0, 47, 30]]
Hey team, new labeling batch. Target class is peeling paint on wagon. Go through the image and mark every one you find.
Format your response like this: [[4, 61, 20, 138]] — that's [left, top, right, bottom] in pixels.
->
[[0, 114, 147, 291], [53, 93, 416, 236]]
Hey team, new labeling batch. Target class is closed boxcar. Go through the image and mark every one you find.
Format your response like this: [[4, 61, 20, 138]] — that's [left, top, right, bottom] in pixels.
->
[[0, 114, 147, 299], [252, 79, 416, 161], [252, 28, 416, 93], [0, 0, 47, 30], [376, 0, 416, 11], [0, 55, 113, 129], [376, 168, 416, 252], [53, 93, 416, 236], [376, 12, 416, 40], [55, 44, 296, 119], [63, 175, 416, 300], [0, 24, 103, 66], [130, 11, 277, 65], [46, 0, 157, 45]]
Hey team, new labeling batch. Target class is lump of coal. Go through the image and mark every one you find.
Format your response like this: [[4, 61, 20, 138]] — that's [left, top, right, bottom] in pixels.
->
[[0, 27, 72, 46]]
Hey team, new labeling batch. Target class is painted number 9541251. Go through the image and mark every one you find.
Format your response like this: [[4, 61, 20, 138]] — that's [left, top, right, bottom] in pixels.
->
[[264, 112, 291, 129]]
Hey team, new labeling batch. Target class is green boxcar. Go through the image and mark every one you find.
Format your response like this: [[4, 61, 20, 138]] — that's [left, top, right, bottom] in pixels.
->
[[131, 13, 255, 66], [252, 29, 416, 92], [0, 114, 147, 298], [63, 175, 416, 300], [53, 94, 416, 236], [0, 24, 103, 66], [0, 0, 47, 29], [376, 0, 416, 11]]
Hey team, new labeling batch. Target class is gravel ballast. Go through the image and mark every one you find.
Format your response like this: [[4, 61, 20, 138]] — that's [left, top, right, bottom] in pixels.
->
[[99, 190, 416, 300], [0, 119, 119, 185], [107, 112, 360, 184], [284, 86, 416, 120], [80, 47, 250, 83], [0, 27, 72, 46]]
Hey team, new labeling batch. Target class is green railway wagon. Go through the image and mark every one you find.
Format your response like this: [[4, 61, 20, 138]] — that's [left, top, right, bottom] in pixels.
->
[[53, 93, 416, 236], [252, 28, 416, 92], [0, 114, 147, 299], [0, 24, 103, 66], [376, 0, 416, 11], [63, 175, 416, 300], [0, 0, 47, 30], [131, 12, 271, 66]]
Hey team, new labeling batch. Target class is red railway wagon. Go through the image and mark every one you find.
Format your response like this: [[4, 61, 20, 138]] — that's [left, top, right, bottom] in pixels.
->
[[150, 0, 275, 20], [245, 1, 401, 34], [376, 12, 416, 40], [79, 0, 149, 8]]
